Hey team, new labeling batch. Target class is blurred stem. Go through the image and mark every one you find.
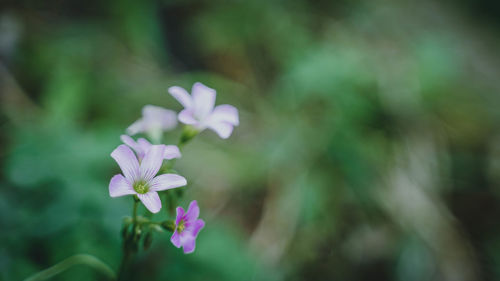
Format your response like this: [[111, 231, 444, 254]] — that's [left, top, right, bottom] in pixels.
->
[[117, 197, 140, 280], [23, 254, 115, 281]]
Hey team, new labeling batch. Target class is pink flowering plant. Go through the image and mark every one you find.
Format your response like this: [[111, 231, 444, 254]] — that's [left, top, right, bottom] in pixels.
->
[[110, 82, 238, 279], [23, 82, 238, 281]]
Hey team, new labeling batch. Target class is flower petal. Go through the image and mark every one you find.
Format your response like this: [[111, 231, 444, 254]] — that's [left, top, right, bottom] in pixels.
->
[[207, 121, 234, 139], [191, 219, 205, 237], [142, 105, 177, 131], [120, 135, 141, 154], [171, 231, 182, 248], [111, 145, 140, 181], [176, 206, 185, 225], [164, 145, 181, 160], [169, 86, 193, 109], [126, 119, 145, 136], [109, 174, 135, 197], [185, 200, 200, 222], [149, 174, 187, 192], [140, 145, 165, 181], [178, 109, 198, 125], [192, 82, 216, 119], [137, 191, 161, 213], [182, 237, 196, 254], [210, 104, 239, 125]]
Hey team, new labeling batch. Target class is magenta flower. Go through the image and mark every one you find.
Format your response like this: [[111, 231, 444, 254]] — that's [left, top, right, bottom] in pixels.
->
[[109, 144, 187, 213], [120, 135, 181, 161], [171, 200, 205, 254], [126, 105, 177, 141], [168, 82, 239, 139]]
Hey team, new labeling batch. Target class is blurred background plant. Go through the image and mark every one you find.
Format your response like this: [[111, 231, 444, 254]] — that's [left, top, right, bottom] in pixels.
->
[[2, 0, 500, 280]]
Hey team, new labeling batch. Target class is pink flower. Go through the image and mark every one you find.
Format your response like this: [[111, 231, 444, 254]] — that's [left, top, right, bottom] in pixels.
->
[[126, 105, 177, 141], [168, 82, 239, 139], [171, 200, 205, 254], [109, 144, 186, 213], [120, 135, 181, 162]]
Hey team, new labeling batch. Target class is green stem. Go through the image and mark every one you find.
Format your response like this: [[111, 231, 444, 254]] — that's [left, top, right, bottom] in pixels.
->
[[117, 197, 140, 280], [23, 254, 115, 281]]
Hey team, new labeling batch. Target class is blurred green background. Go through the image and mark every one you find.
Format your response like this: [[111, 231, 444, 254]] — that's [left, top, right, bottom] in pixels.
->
[[2, 0, 500, 280]]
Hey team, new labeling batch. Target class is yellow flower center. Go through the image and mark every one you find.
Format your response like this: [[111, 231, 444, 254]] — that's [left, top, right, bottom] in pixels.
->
[[177, 219, 186, 233], [133, 180, 149, 194]]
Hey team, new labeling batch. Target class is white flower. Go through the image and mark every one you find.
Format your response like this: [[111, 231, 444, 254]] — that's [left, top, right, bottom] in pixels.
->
[[168, 82, 239, 139]]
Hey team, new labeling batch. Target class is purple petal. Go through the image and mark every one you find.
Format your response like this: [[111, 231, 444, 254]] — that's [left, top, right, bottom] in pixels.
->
[[178, 109, 198, 125], [126, 119, 145, 135], [182, 237, 196, 254], [109, 174, 135, 197], [210, 104, 239, 125], [111, 145, 140, 181], [139, 145, 165, 181], [207, 121, 234, 139], [191, 219, 205, 237], [164, 145, 181, 160], [192, 82, 216, 119], [171, 231, 182, 248], [185, 200, 200, 222], [136, 138, 152, 156], [149, 174, 187, 192], [168, 86, 193, 109], [142, 105, 177, 131], [137, 191, 161, 213], [176, 206, 185, 225]]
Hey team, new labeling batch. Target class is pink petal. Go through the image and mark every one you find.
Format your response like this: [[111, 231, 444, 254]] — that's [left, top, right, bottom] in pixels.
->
[[207, 121, 234, 139], [171, 231, 182, 248], [142, 105, 177, 131], [175, 206, 185, 225], [109, 174, 135, 197], [111, 145, 140, 181], [178, 109, 198, 125], [126, 119, 145, 136], [185, 200, 200, 221], [139, 145, 165, 182], [191, 219, 205, 237], [148, 174, 187, 192], [164, 145, 181, 160], [137, 191, 161, 213], [168, 86, 193, 109], [192, 82, 216, 119], [210, 104, 239, 125], [182, 237, 196, 254]]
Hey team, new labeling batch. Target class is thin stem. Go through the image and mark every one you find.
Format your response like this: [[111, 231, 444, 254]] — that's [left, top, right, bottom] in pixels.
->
[[117, 197, 140, 280], [23, 254, 115, 281]]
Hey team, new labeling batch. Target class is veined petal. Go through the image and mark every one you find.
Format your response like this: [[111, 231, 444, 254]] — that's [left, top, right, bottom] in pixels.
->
[[207, 121, 234, 139], [109, 174, 135, 197], [210, 104, 239, 125], [185, 200, 200, 222], [169, 86, 193, 109], [171, 231, 182, 248], [126, 119, 145, 136], [192, 82, 216, 119], [111, 145, 140, 181], [178, 109, 198, 125], [149, 174, 187, 192], [138, 191, 161, 213], [182, 237, 196, 254], [140, 145, 165, 181], [164, 145, 181, 160]]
